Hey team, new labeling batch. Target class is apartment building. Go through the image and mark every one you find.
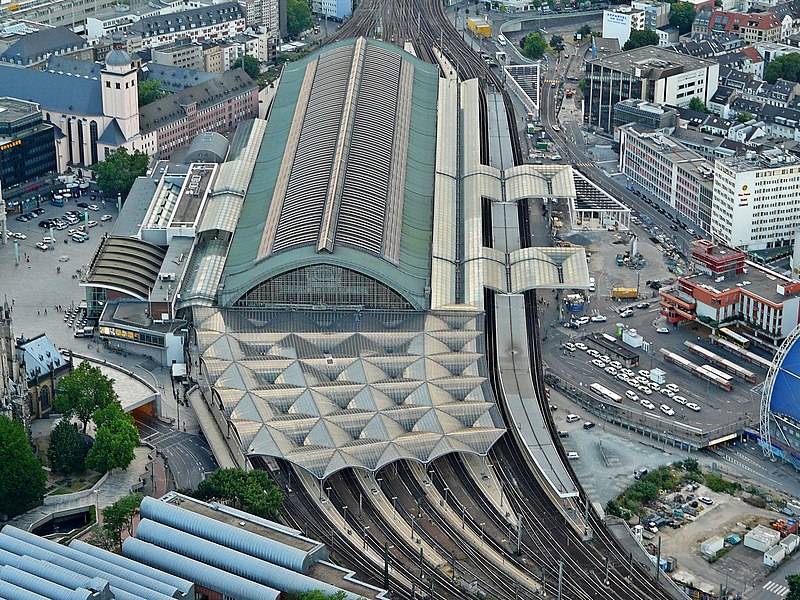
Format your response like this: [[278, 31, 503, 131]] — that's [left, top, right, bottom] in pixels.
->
[[711, 149, 800, 251], [632, 0, 671, 30], [584, 46, 719, 132], [659, 240, 800, 346], [619, 123, 715, 230], [602, 6, 646, 47], [152, 42, 204, 70], [694, 9, 785, 42], [127, 2, 246, 52]]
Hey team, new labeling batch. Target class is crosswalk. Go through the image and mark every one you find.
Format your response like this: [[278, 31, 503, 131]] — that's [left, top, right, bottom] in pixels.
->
[[574, 162, 593, 167], [763, 581, 789, 597], [544, 79, 559, 83]]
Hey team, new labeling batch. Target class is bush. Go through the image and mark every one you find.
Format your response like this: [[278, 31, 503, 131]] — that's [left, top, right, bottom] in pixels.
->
[[704, 473, 741, 495]]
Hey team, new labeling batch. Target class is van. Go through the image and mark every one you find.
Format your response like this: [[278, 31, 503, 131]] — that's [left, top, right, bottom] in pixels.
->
[[566, 414, 580, 423], [567, 451, 580, 460], [558, 431, 570, 438]]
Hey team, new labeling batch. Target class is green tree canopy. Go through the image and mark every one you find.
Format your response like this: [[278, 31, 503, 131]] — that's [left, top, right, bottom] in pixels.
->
[[550, 35, 565, 52], [287, 592, 347, 600], [522, 32, 548, 59], [622, 28, 659, 51], [138, 79, 165, 107], [669, 2, 696, 35], [94, 147, 150, 200], [86, 403, 138, 473], [89, 493, 143, 551], [736, 112, 754, 123], [287, 0, 313, 38], [54, 361, 117, 432], [786, 574, 800, 600], [765, 52, 800, 84], [194, 468, 283, 519], [577, 24, 592, 37], [688, 96, 709, 113], [47, 420, 89, 474], [233, 55, 260, 80], [0, 416, 46, 517]]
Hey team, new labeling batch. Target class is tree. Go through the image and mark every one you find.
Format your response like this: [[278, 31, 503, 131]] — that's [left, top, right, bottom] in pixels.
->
[[522, 32, 548, 59], [89, 493, 143, 551], [233, 55, 260, 80], [47, 420, 89, 475], [86, 402, 138, 473], [622, 28, 659, 51], [94, 147, 150, 200], [786, 574, 800, 600], [765, 52, 800, 84], [577, 24, 592, 37], [550, 35, 565, 52], [138, 79, 165, 107], [55, 361, 117, 432], [194, 468, 283, 519], [287, 0, 312, 38], [0, 416, 46, 517], [688, 96, 709, 113], [288, 592, 347, 600], [669, 2, 696, 35], [736, 112, 754, 123]]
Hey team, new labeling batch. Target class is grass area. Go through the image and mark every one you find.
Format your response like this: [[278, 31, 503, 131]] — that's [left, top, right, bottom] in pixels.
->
[[46, 472, 104, 496]]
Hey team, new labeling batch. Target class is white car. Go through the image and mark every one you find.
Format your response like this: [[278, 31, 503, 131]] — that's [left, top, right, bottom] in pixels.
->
[[616, 372, 627, 381], [599, 355, 611, 364], [87, 220, 98, 228], [587, 349, 600, 358], [626, 390, 639, 401], [640, 399, 655, 410], [42, 236, 54, 244], [88, 204, 99, 211], [656, 327, 670, 334], [638, 386, 652, 395], [660, 404, 675, 416], [609, 361, 622, 370], [661, 389, 675, 399], [672, 395, 687, 405], [35, 241, 49, 251], [576, 316, 590, 325], [666, 383, 679, 393], [13, 232, 26, 240], [647, 381, 660, 390], [101, 214, 113, 222], [575, 342, 588, 351], [564, 342, 576, 352], [686, 402, 701, 412], [605, 366, 617, 376], [638, 370, 650, 378], [591, 359, 605, 368], [590, 314, 607, 322]]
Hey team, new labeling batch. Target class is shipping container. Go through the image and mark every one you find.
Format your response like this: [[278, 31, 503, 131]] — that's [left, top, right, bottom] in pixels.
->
[[611, 287, 638, 299]]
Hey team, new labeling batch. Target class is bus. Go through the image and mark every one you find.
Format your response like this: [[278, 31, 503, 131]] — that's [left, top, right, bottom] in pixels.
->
[[590, 382, 623, 403], [718, 327, 750, 349]]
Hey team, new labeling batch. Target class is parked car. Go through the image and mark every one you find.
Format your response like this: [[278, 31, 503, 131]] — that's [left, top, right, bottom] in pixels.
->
[[87, 220, 98, 228], [672, 395, 687, 405], [582, 421, 595, 430], [636, 302, 650, 309], [686, 402, 701, 412], [698, 496, 713, 505], [564, 342, 576, 352], [660, 404, 675, 416], [640, 399, 655, 410], [88, 204, 99, 211], [591, 359, 605, 368], [590, 314, 607, 322], [575, 342, 588, 351], [626, 390, 639, 401], [101, 214, 113, 222], [620, 309, 634, 318], [576, 316, 590, 325], [656, 327, 670, 334], [76, 202, 89, 208]]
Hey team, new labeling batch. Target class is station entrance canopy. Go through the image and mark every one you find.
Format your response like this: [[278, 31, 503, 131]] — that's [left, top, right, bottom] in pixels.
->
[[196, 307, 506, 480]]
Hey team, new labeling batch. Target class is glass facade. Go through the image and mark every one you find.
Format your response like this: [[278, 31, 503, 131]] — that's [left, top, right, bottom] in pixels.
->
[[0, 125, 56, 189], [235, 265, 414, 310], [586, 64, 644, 132]]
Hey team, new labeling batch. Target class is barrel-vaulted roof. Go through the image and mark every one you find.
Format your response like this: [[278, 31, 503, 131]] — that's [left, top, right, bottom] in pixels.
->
[[219, 37, 439, 310]]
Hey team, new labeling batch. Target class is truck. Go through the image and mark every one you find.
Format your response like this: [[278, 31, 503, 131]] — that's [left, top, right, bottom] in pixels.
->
[[611, 287, 638, 299]]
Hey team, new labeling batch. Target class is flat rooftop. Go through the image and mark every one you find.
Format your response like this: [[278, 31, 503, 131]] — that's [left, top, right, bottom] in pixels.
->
[[99, 300, 185, 333], [0, 96, 39, 124], [143, 163, 216, 231], [589, 45, 717, 75], [717, 150, 798, 172], [688, 262, 800, 304]]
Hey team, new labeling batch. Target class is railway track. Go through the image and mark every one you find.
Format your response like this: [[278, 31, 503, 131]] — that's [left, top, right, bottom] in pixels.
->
[[267, 1, 682, 598]]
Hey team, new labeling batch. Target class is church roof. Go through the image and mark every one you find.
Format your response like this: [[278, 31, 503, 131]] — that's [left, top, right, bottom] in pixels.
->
[[16, 334, 67, 381], [0, 27, 87, 66], [97, 119, 128, 145], [0, 65, 103, 117]]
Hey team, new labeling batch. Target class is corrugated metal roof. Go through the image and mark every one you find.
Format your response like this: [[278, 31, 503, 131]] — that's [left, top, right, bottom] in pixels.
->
[[123, 538, 281, 600], [220, 37, 439, 310]]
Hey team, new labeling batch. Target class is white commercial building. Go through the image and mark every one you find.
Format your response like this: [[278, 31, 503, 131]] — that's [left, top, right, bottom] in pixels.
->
[[602, 6, 646, 47], [632, 0, 671, 30], [711, 149, 800, 251]]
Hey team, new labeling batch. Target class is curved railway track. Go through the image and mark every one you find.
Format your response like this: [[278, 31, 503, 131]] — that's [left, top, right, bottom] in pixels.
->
[[269, 2, 680, 599]]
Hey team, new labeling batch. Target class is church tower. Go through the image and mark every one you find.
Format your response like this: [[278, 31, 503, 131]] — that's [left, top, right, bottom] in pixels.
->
[[101, 34, 139, 141]]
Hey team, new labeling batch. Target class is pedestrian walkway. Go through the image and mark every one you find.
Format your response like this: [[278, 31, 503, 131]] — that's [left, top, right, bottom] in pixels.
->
[[187, 387, 237, 469], [762, 581, 790, 597], [11, 447, 150, 532]]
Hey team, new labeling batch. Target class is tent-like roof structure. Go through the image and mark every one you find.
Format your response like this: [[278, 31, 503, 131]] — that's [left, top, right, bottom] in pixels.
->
[[196, 308, 506, 480], [219, 37, 439, 310]]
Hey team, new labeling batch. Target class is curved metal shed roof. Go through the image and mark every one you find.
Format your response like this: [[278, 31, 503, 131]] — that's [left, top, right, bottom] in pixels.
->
[[0, 548, 110, 597], [0, 565, 92, 600], [122, 538, 281, 600], [220, 37, 439, 310], [139, 496, 315, 574], [185, 131, 230, 164]]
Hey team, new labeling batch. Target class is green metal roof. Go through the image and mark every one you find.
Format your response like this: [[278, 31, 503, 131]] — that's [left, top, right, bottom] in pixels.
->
[[220, 37, 439, 309]]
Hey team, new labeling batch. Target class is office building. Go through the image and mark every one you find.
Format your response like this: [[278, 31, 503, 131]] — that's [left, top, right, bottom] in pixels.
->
[[711, 149, 800, 251], [632, 0, 671, 30], [618, 123, 714, 229], [311, 0, 352, 20], [612, 99, 678, 131], [0, 98, 56, 191], [660, 240, 800, 347], [602, 6, 646, 47], [584, 46, 719, 132], [152, 42, 205, 70]]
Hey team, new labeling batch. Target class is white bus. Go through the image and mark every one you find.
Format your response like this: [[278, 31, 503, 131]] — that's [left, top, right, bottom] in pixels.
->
[[590, 382, 623, 403]]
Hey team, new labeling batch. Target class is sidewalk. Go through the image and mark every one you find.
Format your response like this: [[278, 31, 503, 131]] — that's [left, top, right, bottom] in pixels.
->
[[187, 387, 237, 469], [12, 446, 150, 532]]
